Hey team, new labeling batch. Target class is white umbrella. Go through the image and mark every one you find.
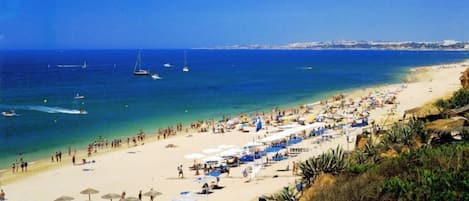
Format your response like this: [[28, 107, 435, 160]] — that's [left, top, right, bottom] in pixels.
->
[[219, 148, 243, 157], [184, 153, 206, 160], [194, 175, 217, 183], [202, 148, 221, 154], [244, 141, 262, 148], [217, 144, 235, 149], [202, 156, 223, 163]]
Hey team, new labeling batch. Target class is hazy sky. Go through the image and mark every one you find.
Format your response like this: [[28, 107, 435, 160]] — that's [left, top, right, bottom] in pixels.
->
[[0, 0, 468, 49]]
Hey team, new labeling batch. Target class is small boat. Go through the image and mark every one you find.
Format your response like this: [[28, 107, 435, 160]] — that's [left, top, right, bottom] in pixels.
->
[[151, 74, 162, 80], [57, 61, 87, 68], [133, 51, 150, 76], [182, 50, 190, 72], [74, 93, 85, 99], [79, 109, 88, 115], [2, 110, 17, 117], [163, 63, 173, 68], [305, 66, 313, 70]]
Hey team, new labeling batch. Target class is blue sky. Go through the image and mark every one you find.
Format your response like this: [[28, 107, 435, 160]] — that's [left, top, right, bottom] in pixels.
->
[[0, 0, 468, 49]]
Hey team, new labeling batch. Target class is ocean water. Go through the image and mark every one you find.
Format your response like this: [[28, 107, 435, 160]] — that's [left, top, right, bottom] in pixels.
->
[[0, 49, 468, 168]]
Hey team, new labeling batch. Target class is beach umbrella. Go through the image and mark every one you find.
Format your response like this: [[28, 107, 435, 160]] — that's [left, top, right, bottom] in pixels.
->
[[143, 189, 162, 197], [54, 195, 74, 201], [208, 170, 221, 177], [101, 193, 121, 201], [184, 153, 206, 160], [124, 197, 140, 201], [243, 141, 262, 149], [80, 187, 99, 201], [202, 148, 221, 154], [219, 148, 243, 157], [202, 156, 223, 164], [194, 176, 217, 183], [217, 144, 235, 149]]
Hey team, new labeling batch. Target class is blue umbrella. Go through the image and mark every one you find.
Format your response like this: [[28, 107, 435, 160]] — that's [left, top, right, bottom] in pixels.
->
[[208, 171, 221, 177], [194, 176, 216, 183]]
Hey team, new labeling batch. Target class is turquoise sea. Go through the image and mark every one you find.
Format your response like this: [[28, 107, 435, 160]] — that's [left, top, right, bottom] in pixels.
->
[[0, 49, 468, 168]]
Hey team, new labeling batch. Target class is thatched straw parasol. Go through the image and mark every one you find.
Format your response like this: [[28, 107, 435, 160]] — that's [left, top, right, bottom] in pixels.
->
[[123, 197, 140, 201], [80, 188, 99, 201], [101, 193, 121, 201], [54, 195, 74, 201]]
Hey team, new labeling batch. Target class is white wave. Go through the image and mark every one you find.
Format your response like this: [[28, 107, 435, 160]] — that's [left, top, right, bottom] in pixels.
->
[[0, 104, 86, 115]]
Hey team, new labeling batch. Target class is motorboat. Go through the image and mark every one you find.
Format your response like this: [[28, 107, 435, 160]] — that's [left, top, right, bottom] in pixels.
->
[[151, 74, 162, 80], [79, 109, 88, 115], [163, 63, 172, 68], [2, 110, 17, 117], [74, 93, 85, 99]]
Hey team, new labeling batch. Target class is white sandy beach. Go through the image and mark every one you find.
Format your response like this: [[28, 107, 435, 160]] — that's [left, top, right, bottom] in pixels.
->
[[1, 61, 467, 201]]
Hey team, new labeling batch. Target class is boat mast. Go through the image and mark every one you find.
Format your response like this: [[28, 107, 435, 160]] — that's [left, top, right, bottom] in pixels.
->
[[184, 50, 187, 67], [134, 51, 141, 71]]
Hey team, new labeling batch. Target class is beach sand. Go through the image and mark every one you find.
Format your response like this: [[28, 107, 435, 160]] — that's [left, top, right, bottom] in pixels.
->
[[1, 60, 467, 201]]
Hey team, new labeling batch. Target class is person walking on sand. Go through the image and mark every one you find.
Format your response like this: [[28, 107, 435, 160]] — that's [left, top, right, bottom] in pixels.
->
[[72, 155, 76, 165], [0, 189, 5, 201], [177, 165, 184, 178], [138, 190, 142, 200]]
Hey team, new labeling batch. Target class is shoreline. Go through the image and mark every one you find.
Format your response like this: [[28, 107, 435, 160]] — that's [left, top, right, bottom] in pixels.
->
[[0, 60, 467, 201], [0, 60, 466, 180]]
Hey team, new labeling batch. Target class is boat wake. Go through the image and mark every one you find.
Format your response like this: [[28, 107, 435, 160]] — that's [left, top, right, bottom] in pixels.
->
[[0, 105, 87, 115]]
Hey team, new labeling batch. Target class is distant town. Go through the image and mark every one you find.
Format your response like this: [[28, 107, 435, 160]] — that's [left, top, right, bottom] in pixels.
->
[[214, 40, 469, 50]]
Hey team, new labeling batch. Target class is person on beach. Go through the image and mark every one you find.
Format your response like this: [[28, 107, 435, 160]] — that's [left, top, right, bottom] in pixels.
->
[[24, 161, 28, 172], [138, 190, 142, 200], [0, 189, 5, 201], [11, 163, 15, 173], [51, 154, 54, 162], [178, 165, 184, 178], [72, 155, 76, 165]]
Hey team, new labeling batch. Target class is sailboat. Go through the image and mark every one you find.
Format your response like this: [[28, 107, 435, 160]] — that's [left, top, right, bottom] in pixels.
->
[[133, 51, 150, 75], [163, 63, 173, 68], [182, 51, 190, 72]]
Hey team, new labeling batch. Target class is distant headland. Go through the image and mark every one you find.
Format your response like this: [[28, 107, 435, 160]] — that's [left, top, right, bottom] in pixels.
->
[[206, 40, 469, 51]]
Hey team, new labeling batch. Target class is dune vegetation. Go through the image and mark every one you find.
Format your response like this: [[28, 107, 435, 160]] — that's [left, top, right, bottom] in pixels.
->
[[266, 86, 469, 201]]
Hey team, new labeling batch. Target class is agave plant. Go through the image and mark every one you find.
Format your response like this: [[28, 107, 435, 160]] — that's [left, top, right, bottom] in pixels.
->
[[298, 146, 347, 185], [265, 186, 298, 201]]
